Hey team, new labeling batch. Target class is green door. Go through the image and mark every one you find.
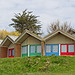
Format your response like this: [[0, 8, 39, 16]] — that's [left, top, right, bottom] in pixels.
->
[[21, 45, 28, 57], [29, 45, 41, 56]]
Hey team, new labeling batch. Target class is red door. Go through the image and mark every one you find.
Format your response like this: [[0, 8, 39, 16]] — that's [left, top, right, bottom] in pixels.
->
[[60, 44, 75, 55], [9, 48, 14, 57]]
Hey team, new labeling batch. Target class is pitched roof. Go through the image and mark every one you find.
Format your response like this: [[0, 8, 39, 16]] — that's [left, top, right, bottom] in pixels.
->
[[0, 40, 3, 44], [15, 29, 43, 43], [1, 35, 18, 46], [44, 29, 75, 41], [8, 35, 18, 41]]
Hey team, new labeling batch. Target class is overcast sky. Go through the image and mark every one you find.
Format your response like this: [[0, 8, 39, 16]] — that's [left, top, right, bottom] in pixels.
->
[[0, 0, 75, 35]]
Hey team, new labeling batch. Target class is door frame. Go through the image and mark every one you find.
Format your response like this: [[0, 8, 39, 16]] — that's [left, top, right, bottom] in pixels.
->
[[45, 44, 59, 56], [29, 45, 41, 56], [8, 48, 14, 57], [21, 45, 28, 57], [60, 44, 75, 55]]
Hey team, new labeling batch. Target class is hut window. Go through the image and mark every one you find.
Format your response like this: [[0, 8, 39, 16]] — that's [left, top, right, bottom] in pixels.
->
[[61, 45, 67, 52], [46, 45, 51, 53], [30, 46, 35, 53], [37, 46, 41, 53], [53, 45, 58, 52], [22, 46, 28, 54], [12, 49, 14, 56], [9, 50, 11, 56], [68, 45, 74, 52]]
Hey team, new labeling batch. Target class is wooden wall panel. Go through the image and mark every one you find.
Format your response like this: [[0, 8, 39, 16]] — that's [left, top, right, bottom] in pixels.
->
[[46, 33, 75, 44], [8, 43, 14, 49], [0, 47, 8, 58], [14, 43, 21, 57], [28, 36, 41, 45]]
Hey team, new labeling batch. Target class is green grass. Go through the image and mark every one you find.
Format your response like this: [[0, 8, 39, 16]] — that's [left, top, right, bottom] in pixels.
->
[[0, 55, 75, 75]]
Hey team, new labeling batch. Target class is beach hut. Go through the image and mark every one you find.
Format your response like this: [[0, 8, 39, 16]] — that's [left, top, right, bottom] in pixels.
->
[[15, 30, 43, 57], [0, 35, 18, 58], [44, 30, 75, 56]]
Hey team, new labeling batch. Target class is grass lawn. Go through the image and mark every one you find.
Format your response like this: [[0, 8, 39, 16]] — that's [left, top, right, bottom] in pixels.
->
[[0, 55, 75, 75], [25, 72, 75, 75]]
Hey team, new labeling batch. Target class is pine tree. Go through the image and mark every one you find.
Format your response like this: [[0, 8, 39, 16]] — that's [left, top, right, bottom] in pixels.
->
[[9, 9, 41, 34]]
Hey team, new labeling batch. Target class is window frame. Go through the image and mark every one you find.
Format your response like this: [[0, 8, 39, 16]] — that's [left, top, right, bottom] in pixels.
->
[[46, 45, 51, 53], [53, 45, 58, 52], [8, 48, 14, 57], [9, 50, 11, 56], [68, 45, 74, 52], [61, 44, 75, 53], [12, 49, 14, 56], [61, 45, 67, 52], [30, 45, 36, 53], [30, 45, 41, 54], [22, 45, 28, 54], [37, 45, 41, 53]]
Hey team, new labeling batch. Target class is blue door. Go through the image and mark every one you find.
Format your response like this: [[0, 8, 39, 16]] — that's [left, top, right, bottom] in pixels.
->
[[45, 44, 59, 56]]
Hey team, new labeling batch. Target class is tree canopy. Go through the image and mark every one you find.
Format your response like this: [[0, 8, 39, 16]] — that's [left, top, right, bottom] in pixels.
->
[[47, 20, 75, 35], [0, 30, 20, 39], [9, 9, 41, 34]]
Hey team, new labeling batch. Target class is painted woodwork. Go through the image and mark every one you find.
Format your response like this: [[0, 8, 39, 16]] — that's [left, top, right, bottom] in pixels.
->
[[60, 44, 75, 55], [45, 44, 59, 56], [29, 45, 41, 56], [8, 48, 14, 57], [21, 45, 28, 57]]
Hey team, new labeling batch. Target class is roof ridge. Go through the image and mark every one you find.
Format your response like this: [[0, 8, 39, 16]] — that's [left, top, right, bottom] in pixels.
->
[[8, 35, 18, 37], [26, 29, 43, 39], [44, 29, 75, 41], [15, 29, 43, 43], [44, 29, 60, 38]]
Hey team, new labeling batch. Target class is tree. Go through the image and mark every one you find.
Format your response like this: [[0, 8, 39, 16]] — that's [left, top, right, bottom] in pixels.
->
[[9, 9, 41, 34], [47, 20, 75, 35], [0, 30, 20, 39]]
